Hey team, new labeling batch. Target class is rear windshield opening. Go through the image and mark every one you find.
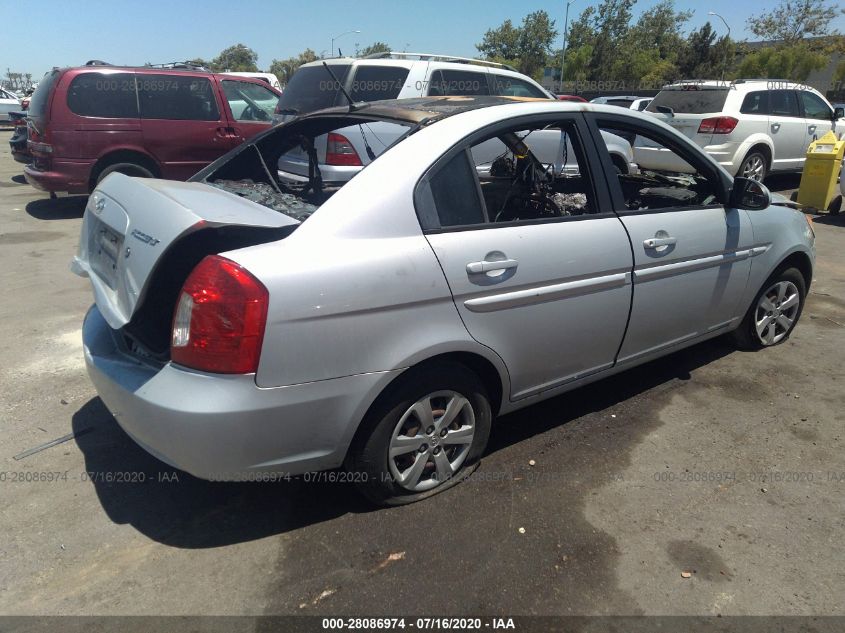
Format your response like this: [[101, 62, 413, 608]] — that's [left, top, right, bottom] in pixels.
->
[[27, 69, 62, 119], [646, 88, 730, 114], [196, 115, 413, 220]]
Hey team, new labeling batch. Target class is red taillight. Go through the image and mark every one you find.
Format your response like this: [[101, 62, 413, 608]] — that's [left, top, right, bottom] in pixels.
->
[[326, 132, 362, 166], [698, 116, 738, 135], [171, 255, 269, 374]]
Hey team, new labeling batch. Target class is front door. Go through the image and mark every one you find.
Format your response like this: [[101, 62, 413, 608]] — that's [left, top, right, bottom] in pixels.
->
[[592, 115, 754, 366]]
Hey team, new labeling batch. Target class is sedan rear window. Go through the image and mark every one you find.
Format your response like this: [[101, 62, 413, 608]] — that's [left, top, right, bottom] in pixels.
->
[[276, 64, 351, 115], [647, 88, 729, 114]]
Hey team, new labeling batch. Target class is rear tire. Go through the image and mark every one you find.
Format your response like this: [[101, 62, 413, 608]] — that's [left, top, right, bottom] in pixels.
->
[[95, 161, 155, 186], [738, 150, 768, 182], [349, 362, 492, 506], [731, 267, 806, 350]]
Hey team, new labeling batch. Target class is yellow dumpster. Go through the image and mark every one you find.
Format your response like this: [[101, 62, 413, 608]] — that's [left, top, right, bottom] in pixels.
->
[[797, 130, 845, 212]]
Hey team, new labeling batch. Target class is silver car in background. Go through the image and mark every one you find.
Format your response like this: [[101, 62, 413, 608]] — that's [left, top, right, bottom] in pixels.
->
[[76, 97, 815, 505], [273, 53, 637, 184]]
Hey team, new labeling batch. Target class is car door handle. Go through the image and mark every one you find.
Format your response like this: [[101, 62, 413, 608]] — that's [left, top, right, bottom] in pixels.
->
[[466, 258, 519, 274], [644, 237, 677, 249], [771, 123, 780, 131], [808, 125, 817, 133]]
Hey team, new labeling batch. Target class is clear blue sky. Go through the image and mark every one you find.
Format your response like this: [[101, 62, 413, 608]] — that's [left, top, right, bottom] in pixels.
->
[[4, 0, 845, 78]]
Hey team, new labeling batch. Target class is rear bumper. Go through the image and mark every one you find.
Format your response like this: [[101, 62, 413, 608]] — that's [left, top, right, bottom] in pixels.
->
[[24, 159, 92, 193], [83, 305, 400, 480]]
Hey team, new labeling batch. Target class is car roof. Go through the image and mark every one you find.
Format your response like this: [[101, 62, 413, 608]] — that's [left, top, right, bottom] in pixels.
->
[[303, 95, 555, 125], [300, 54, 517, 73]]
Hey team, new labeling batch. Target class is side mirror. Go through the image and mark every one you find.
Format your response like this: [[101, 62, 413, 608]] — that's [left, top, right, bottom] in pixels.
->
[[729, 177, 771, 210], [834, 107, 844, 120]]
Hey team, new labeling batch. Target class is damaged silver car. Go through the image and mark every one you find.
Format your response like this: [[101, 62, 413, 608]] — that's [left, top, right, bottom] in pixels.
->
[[75, 96, 815, 505]]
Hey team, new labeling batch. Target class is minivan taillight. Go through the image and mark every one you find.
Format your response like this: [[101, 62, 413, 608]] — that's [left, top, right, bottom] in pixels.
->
[[698, 116, 738, 135], [326, 132, 362, 166], [171, 255, 269, 374]]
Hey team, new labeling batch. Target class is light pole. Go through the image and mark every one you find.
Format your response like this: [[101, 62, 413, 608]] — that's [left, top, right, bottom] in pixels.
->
[[331, 30, 361, 58], [560, 0, 578, 94], [708, 11, 731, 84]]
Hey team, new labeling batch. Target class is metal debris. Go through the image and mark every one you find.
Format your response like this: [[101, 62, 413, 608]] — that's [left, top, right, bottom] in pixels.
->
[[211, 179, 319, 222], [13, 428, 92, 461]]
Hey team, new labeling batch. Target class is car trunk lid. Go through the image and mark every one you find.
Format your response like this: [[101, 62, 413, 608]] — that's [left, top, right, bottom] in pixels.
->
[[73, 173, 297, 331]]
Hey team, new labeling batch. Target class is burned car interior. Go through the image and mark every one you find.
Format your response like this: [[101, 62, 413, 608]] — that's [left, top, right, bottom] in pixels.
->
[[599, 124, 722, 211], [196, 113, 415, 222], [469, 123, 595, 222]]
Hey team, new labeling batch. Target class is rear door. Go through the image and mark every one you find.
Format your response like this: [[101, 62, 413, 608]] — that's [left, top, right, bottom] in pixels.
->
[[767, 90, 805, 171], [417, 114, 633, 400], [218, 78, 279, 143], [138, 73, 227, 180]]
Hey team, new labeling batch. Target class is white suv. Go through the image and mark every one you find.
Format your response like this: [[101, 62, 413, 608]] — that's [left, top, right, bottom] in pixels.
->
[[636, 80, 845, 180], [273, 52, 636, 183]]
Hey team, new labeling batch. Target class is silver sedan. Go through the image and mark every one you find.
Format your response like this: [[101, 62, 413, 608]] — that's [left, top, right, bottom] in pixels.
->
[[75, 97, 815, 504]]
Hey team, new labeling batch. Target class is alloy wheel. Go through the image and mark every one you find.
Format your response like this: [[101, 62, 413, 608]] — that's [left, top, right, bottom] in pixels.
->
[[388, 390, 476, 492], [755, 280, 800, 345], [741, 155, 765, 181]]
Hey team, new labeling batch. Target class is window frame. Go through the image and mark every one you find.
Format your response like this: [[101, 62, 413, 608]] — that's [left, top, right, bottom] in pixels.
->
[[65, 71, 140, 119], [426, 68, 491, 97], [740, 90, 769, 115], [138, 73, 221, 122], [414, 112, 614, 233], [491, 74, 548, 99], [584, 111, 732, 217], [797, 90, 832, 121], [769, 89, 802, 118], [348, 65, 410, 102]]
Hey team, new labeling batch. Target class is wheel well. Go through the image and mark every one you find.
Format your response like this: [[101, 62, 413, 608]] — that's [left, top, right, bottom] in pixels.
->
[[344, 352, 506, 468], [89, 150, 160, 190], [777, 251, 813, 291]]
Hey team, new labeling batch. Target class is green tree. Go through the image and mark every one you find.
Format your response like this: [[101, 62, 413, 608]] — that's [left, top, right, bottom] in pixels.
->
[[211, 44, 259, 72], [678, 23, 735, 80], [746, 0, 842, 43], [477, 11, 558, 79], [734, 42, 829, 81], [268, 49, 319, 85], [358, 42, 391, 57]]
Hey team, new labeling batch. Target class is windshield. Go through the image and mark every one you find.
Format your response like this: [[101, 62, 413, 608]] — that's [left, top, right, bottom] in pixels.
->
[[276, 64, 351, 115], [28, 69, 62, 119], [646, 88, 730, 114]]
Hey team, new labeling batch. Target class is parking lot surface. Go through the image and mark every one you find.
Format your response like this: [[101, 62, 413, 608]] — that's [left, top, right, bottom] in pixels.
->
[[1, 133, 843, 616]]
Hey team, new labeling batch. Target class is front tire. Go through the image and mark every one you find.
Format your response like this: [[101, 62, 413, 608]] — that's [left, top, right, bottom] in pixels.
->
[[731, 267, 806, 350], [349, 362, 492, 506]]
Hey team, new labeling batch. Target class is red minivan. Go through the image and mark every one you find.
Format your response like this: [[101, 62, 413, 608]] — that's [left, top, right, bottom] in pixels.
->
[[25, 65, 281, 194]]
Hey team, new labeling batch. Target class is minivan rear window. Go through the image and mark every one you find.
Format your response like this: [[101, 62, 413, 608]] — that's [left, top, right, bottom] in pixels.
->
[[28, 70, 62, 119], [276, 64, 351, 115], [67, 72, 138, 118], [646, 88, 729, 114]]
